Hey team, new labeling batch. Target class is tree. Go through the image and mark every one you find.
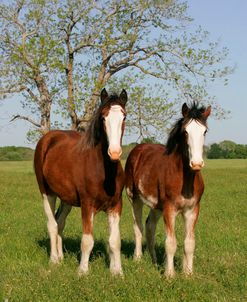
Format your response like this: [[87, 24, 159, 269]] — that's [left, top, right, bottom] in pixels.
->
[[206, 141, 247, 159], [0, 0, 60, 135], [207, 143, 222, 159], [0, 0, 233, 141]]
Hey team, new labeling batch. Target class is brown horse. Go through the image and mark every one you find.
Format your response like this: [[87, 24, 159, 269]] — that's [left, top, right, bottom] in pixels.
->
[[34, 88, 127, 275], [125, 102, 211, 277]]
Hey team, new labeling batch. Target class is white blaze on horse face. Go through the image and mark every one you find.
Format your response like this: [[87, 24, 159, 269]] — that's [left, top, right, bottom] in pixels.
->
[[104, 105, 125, 161], [185, 119, 207, 170]]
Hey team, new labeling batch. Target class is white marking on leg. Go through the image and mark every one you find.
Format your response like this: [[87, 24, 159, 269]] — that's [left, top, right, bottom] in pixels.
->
[[164, 211, 177, 277], [182, 207, 197, 275], [165, 234, 177, 277], [43, 194, 58, 263], [78, 213, 94, 275], [145, 209, 162, 263], [108, 212, 122, 275], [78, 233, 94, 275], [56, 202, 72, 261], [132, 198, 143, 260]]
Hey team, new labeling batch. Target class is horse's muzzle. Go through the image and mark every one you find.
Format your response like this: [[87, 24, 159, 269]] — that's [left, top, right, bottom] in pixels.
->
[[108, 148, 122, 161], [190, 160, 204, 171]]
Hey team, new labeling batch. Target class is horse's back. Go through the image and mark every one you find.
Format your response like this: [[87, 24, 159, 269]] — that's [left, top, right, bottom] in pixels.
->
[[126, 143, 165, 173]]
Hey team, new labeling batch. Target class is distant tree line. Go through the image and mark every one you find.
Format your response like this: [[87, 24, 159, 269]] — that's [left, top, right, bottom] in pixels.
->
[[0, 146, 34, 161], [1, 140, 247, 161], [206, 141, 247, 159], [122, 139, 247, 160]]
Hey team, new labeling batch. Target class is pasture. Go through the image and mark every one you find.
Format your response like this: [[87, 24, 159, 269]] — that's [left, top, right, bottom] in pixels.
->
[[0, 160, 246, 301]]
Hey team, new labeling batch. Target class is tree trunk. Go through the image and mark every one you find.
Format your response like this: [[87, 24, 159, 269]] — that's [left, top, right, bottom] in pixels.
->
[[77, 53, 109, 131], [34, 75, 52, 134], [67, 53, 79, 130], [77, 87, 101, 131]]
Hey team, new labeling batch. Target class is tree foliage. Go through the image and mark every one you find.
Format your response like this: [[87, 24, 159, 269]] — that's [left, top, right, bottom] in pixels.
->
[[207, 141, 247, 159], [0, 0, 233, 142]]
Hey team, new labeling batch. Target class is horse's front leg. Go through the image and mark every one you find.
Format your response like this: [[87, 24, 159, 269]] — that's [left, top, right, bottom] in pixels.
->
[[182, 204, 200, 275], [163, 203, 177, 277], [107, 200, 123, 275], [78, 206, 94, 276]]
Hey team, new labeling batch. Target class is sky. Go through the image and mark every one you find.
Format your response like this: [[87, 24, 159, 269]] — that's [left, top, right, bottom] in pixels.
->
[[0, 0, 247, 147]]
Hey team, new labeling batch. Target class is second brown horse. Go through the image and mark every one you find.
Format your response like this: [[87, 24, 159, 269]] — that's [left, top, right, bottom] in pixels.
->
[[125, 102, 211, 277]]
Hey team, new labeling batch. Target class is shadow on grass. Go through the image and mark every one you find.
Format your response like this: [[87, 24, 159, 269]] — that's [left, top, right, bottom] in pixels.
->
[[37, 237, 136, 266], [37, 237, 181, 272]]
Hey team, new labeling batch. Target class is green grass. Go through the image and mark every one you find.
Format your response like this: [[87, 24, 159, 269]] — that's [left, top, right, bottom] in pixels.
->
[[0, 160, 246, 301]]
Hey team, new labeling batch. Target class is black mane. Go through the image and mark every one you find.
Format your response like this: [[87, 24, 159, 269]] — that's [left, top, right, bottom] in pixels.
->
[[166, 102, 207, 155]]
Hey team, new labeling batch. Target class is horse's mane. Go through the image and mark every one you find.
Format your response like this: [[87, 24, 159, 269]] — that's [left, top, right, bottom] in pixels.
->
[[166, 102, 207, 155], [80, 94, 124, 150]]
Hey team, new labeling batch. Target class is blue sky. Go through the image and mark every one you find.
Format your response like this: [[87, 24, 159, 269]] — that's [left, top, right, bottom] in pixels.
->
[[188, 0, 247, 145], [0, 0, 246, 147]]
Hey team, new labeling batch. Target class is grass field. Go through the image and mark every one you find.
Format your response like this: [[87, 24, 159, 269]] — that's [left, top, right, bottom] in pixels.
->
[[0, 160, 246, 301]]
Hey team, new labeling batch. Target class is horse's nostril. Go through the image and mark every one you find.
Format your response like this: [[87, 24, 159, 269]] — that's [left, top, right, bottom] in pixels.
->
[[108, 148, 122, 161], [191, 160, 204, 170]]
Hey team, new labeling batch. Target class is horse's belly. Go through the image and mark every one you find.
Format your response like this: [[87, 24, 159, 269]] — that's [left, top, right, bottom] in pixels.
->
[[44, 172, 79, 205]]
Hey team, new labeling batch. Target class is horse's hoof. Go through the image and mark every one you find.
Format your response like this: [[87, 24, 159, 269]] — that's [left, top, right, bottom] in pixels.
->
[[165, 269, 175, 278], [49, 256, 60, 265], [78, 268, 89, 278], [110, 269, 124, 277], [133, 254, 143, 261]]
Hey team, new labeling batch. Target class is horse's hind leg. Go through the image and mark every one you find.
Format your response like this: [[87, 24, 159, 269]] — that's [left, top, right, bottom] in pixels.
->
[[43, 194, 59, 263], [182, 205, 199, 275], [145, 209, 162, 263], [132, 197, 144, 260], [55, 201, 72, 261]]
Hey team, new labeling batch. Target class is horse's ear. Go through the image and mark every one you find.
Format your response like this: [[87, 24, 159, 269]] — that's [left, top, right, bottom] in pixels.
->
[[100, 88, 108, 104], [203, 106, 211, 119], [120, 89, 128, 105], [182, 103, 189, 117]]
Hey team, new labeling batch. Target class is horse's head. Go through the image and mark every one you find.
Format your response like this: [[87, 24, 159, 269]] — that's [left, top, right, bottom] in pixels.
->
[[100, 88, 127, 161], [182, 102, 211, 171]]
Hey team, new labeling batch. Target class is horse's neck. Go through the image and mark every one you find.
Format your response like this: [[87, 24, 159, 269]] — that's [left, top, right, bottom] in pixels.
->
[[98, 137, 119, 172], [173, 148, 196, 198], [97, 138, 119, 197]]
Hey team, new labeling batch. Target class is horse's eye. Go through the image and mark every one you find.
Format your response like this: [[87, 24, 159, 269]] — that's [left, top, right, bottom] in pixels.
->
[[204, 130, 207, 136], [184, 130, 188, 136]]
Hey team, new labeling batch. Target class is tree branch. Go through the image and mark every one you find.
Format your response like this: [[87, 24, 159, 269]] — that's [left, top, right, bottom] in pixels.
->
[[0, 85, 40, 103], [10, 114, 41, 128]]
